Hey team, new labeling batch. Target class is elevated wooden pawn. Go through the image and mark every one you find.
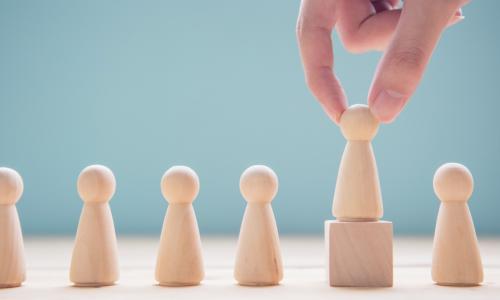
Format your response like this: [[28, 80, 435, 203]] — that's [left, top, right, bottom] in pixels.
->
[[326, 104, 392, 287], [432, 163, 483, 286], [325, 220, 393, 287], [0, 168, 26, 288], [234, 165, 283, 286], [333, 104, 383, 221], [155, 166, 204, 286], [70, 165, 119, 287]]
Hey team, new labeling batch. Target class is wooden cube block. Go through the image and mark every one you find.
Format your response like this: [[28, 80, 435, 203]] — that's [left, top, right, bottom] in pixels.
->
[[325, 220, 393, 287]]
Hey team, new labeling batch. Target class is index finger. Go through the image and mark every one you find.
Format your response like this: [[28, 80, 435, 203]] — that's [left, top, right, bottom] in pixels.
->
[[296, 0, 347, 123]]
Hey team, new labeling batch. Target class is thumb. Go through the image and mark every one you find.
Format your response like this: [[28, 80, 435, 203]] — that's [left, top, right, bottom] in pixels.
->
[[368, 0, 466, 123]]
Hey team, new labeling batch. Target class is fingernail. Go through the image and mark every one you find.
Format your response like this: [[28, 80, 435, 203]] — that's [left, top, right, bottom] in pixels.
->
[[447, 8, 464, 27], [371, 90, 406, 123], [450, 15, 465, 26], [455, 8, 465, 22]]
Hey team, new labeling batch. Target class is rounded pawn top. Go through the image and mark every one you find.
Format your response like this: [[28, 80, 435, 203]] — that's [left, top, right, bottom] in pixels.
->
[[240, 165, 278, 204], [161, 166, 199, 204], [339, 104, 379, 141], [0, 167, 24, 205], [77, 165, 116, 203], [433, 163, 474, 203]]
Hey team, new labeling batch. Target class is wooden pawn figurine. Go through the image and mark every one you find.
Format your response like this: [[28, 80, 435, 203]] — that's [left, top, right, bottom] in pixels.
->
[[432, 163, 483, 286], [333, 104, 383, 221], [0, 168, 26, 288], [155, 166, 204, 286], [234, 165, 283, 286], [70, 165, 119, 286]]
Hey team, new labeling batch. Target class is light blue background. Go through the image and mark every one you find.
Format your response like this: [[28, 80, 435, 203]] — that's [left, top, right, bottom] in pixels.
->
[[0, 1, 499, 235]]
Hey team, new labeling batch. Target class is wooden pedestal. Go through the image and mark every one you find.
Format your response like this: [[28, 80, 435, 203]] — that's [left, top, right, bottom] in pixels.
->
[[325, 220, 393, 287]]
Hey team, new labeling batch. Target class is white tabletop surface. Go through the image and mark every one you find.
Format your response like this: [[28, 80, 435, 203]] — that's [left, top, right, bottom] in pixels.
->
[[1, 236, 499, 299]]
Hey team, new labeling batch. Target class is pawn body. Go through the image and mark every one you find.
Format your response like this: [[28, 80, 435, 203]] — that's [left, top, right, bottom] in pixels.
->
[[234, 165, 283, 286], [70, 165, 119, 286], [155, 166, 204, 286], [333, 104, 383, 220], [432, 163, 483, 286], [0, 168, 26, 288]]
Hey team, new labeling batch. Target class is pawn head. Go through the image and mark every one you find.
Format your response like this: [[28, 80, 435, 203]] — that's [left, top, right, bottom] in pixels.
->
[[339, 104, 379, 141], [77, 165, 116, 203], [433, 163, 474, 203], [0, 167, 24, 205], [240, 165, 278, 204], [161, 166, 199, 204]]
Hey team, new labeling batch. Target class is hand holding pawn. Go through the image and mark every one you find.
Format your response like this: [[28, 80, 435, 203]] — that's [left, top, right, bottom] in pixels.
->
[[70, 165, 119, 287], [0, 168, 26, 288], [432, 163, 483, 286], [234, 165, 283, 286]]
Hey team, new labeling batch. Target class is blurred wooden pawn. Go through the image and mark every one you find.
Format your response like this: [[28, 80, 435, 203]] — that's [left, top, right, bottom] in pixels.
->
[[70, 165, 119, 287], [234, 165, 283, 286], [432, 163, 483, 286], [155, 166, 204, 286], [0, 168, 26, 288]]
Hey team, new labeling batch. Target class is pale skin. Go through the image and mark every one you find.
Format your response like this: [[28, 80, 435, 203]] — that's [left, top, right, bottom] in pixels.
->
[[297, 0, 470, 123]]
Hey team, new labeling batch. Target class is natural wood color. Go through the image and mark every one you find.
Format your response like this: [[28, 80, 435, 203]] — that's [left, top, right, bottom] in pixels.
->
[[155, 166, 204, 286], [432, 163, 483, 286], [0, 168, 26, 289], [234, 203, 283, 286], [234, 165, 283, 286], [0, 206, 25, 288], [332, 104, 383, 221], [70, 165, 119, 287], [325, 220, 393, 287], [433, 163, 474, 203], [160, 166, 200, 205]]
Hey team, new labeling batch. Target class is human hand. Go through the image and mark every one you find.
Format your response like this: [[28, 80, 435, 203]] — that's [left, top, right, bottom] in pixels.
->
[[296, 0, 467, 123]]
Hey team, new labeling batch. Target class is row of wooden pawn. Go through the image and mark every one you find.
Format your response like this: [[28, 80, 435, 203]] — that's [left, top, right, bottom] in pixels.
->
[[0, 162, 485, 288], [0, 164, 282, 288]]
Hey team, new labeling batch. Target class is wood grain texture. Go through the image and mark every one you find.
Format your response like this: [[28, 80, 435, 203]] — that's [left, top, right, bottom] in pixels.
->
[[432, 204, 483, 286], [0, 205, 26, 288], [325, 220, 393, 287], [0, 237, 499, 299], [155, 166, 204, 286], [0, 167, 25, 288], [234, 165, 283, 286], [70, 203, 120, 286], [70, 165, 119, 286], [155, 204, 204, 286], [234, 203, 283, 286], [432, 162, 483, 286]]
